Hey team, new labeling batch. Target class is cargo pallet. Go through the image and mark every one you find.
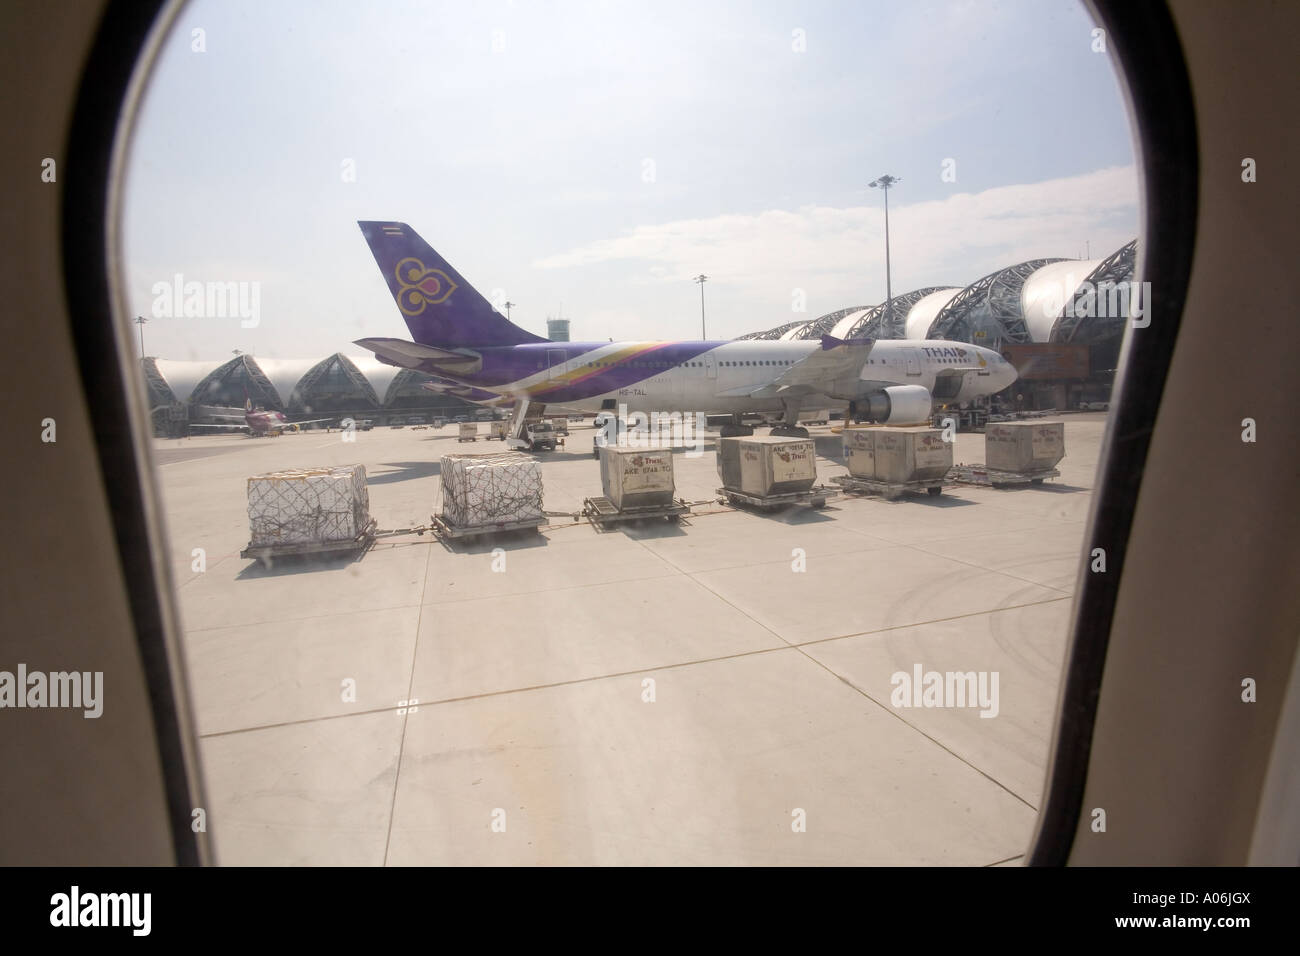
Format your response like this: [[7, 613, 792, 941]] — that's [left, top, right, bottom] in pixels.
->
[[947, 464, 1060, 487], [717, 486, 831, 511], [240, 518, 377, 568], [831, 474, 947, 499], [582, 496, 690, 527], [429, 513, 547, 541]]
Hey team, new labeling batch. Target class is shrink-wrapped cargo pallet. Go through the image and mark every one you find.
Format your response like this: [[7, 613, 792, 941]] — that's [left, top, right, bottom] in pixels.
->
[[599, 446, 675, 510], [440, 453, 544, 528], [985, 421, 1065, 473], [717, 435, 817, 497], [247, 465, 370, 547]]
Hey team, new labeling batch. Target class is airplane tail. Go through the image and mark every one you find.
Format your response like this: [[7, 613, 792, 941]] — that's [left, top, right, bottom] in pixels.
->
[[358, 221, 547, 349]]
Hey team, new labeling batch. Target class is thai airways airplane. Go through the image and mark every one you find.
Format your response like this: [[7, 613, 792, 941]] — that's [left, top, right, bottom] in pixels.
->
[[354, 221, 1017, 439], [189, 399, 333, 437]]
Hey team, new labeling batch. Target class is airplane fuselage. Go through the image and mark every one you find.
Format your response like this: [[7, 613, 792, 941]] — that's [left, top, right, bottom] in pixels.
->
[[403, 337, 1016, 415]]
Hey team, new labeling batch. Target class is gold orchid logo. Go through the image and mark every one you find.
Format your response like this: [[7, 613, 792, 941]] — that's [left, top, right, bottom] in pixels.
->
[[394, 257, 458, 315]]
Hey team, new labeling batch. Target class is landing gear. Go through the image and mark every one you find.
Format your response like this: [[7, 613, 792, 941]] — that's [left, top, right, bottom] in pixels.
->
[[720, 424, 754, 438], [769, 400, 810, 439], [769, 425, 810, 438]]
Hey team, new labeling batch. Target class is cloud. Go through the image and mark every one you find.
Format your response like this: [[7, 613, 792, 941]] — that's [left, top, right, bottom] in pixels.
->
[[531, 165, 1139, 316]]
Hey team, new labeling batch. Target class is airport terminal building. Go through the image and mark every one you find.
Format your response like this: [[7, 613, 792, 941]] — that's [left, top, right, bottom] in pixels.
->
[[143, 352, 483, 437], [736, 239, 1137, 412]]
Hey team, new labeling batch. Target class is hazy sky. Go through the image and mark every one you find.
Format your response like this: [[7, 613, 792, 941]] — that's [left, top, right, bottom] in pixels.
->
[[121, 0, 1137, 360]]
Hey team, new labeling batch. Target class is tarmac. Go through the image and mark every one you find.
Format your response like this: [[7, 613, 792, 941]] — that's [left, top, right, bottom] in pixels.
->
[[153, 413, 1106, 865]]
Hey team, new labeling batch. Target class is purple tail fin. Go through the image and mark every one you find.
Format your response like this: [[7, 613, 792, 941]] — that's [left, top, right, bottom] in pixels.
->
[[358, 221, 547, 348]]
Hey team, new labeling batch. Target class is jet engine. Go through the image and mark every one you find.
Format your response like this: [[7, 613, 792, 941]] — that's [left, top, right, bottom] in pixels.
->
[[855, 385, 933, 424]]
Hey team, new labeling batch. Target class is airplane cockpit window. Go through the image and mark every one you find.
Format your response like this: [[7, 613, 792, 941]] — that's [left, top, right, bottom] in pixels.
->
[[121, 0, 1138, 865]]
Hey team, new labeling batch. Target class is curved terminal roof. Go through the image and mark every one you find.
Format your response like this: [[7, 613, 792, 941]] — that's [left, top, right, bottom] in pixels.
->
[[188, 355, 283, 410], [152, 354, 406, 410], [841, 287, 959, 340], [733, 240, 1136, 345], [255, 358, 320, 408], [830, 309, 873, 339], [288, 353, 381, 413], [153, 359, 221, 403], [905, 289, 963, 339], [1052, 239, 1137, 343], [795, 306, 872, 340], [928, 257, 1065, 343], [140, 357, 177, 409], [1021, 260, 1101, 342]]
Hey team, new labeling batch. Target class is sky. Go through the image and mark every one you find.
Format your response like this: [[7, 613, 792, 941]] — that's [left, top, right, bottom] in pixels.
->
[[121, 0, 1138, 360]]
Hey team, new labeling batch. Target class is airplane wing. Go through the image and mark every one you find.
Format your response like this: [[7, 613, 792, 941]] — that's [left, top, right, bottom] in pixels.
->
[[717, 335, 875, 398], [187, 423, 249, 432], [354, 337, 482, 374], [283, 418, 335, 428]]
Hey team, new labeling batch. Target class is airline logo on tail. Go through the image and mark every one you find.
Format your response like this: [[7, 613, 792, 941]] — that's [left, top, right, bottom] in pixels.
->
[[395, 258, 458, 314]]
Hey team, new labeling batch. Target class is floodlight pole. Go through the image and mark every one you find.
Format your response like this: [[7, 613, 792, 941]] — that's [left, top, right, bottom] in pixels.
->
[[134, 315, 147, 359], [694, 274, 708, 339], [869, 175, 901, 332], [504, 301, 515, 320]]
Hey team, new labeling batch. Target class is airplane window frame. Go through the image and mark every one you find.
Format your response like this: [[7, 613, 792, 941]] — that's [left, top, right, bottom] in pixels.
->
[[57, 0, 1198, 868]]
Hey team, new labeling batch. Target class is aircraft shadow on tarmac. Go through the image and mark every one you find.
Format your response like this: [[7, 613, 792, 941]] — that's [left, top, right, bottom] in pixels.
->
[[1014, 481, 1089, 493], [366, 460, 442, 484]]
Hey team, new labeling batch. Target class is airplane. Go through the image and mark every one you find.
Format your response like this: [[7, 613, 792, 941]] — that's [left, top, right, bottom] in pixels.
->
[[353, 221, 1018, 443], [189, 399, 334, 437]]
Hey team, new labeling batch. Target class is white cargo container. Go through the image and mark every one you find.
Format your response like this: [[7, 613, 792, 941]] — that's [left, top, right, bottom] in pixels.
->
[[458, 422, 478, 441], [599, 446, 675, 510], [869, 426, 953, 484], [985, 421, 1065, 473], [439, 453, 544, 528], [717, 435, 817, 497], [247, 465, 370, 547]]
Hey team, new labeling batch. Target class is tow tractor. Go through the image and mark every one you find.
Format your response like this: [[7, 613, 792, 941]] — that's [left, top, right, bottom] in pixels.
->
[[521, 421, 558, 452], [504, 398, 561, 453]]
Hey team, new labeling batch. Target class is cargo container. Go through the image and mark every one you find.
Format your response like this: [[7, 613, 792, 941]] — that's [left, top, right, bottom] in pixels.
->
[[985, 421, 1065, 473], [842, 427, 876, 479], [458, 422, 478, 442], [550, 417, 570, 435], [868, 427, 953, 484], [717, 435, 817, 497], [599, 446, 675, 510]]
